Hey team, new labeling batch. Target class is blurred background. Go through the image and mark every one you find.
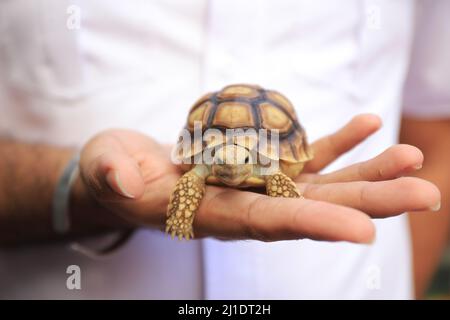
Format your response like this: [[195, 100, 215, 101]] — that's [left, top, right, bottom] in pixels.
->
[[429, 250, 450, 299]]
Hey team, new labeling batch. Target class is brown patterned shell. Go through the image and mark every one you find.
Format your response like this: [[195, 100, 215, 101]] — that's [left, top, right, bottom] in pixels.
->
[[177, 84, 313, 165]]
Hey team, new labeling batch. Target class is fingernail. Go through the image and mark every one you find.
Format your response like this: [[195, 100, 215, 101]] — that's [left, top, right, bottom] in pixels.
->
[[115, 171, 135, 198], [107, 171, 135, 199], [398, 164, 422, 178], [364, 235, 376, 245], [429, 202, 441, 212]]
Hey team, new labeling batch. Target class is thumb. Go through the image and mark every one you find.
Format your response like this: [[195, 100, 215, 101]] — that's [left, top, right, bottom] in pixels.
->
[[81, 151, 145, 201]]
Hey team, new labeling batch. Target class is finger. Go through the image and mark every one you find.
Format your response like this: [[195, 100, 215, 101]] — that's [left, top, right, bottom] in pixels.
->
[[194, 188, 375, 243], [300, 177, 441, 218], [304, 114, 382, 173], [81, 151, 145, 201], [300, 144, 424, 184], [80, 135, 146, 201]]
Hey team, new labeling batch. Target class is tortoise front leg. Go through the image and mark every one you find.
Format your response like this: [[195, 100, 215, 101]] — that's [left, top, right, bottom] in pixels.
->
[[265, 171, 301, 198], [166, 166, 207, 240]]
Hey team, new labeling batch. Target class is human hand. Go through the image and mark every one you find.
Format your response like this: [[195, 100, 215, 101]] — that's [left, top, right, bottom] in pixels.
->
[[79, 114, 441, 243]]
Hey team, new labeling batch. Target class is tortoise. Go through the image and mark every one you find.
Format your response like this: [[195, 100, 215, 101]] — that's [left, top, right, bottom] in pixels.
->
[[166, 84, 313, 240]]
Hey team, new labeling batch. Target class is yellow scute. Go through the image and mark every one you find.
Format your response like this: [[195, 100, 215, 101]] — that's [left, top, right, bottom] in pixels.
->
[[212, 102, 254, 128], [259, 102, 292, 133], [188, 102, 210, 128]]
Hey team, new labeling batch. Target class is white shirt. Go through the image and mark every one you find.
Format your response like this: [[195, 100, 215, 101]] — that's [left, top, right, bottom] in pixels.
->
[[0, 0, 449, 299]]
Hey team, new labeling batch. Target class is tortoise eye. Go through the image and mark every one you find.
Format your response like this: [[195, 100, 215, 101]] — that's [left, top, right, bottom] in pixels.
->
[[244, 156, 250, 164]]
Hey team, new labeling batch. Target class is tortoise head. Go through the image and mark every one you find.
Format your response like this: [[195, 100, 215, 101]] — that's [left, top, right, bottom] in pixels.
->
[[212, 144, 253, 186]]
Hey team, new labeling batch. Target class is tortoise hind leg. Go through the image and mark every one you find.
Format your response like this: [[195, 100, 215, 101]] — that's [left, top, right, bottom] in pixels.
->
[[266, 171, 301, 198], [166, 167, 206, 240]]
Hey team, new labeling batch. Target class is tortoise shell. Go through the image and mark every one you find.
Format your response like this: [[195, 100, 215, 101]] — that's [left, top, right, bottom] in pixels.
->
[[176, 84, 313, 177]]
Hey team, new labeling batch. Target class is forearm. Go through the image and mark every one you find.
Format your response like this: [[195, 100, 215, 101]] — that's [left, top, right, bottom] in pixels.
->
[[0, 139, 126, 246], [400, 117, 450, 299]]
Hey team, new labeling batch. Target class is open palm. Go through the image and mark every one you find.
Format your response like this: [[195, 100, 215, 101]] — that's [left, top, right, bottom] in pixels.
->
[[79, 114, 440, 243]]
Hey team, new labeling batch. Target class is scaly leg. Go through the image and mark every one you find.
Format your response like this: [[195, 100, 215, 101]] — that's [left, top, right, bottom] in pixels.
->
[[266, 171, 301, 198], [166, 168, 206, 240]]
